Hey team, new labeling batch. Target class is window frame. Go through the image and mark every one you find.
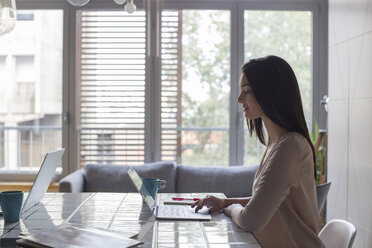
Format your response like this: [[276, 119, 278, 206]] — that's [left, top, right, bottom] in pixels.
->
[[0, 0, 327, 180], [159, 3, 234, 165], [70, 1, 150, 171], [236, 2, 327, 165], [159, 0, 328, 166], [0, 0, 70, 181]]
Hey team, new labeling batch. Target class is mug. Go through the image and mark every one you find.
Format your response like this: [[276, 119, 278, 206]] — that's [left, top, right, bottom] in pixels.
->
[[141, 178, 166, 199], [0, 191, 24, 223]]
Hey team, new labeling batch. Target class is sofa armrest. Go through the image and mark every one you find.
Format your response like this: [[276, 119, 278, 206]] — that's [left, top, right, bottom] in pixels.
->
[[59, 169, 85, 192]]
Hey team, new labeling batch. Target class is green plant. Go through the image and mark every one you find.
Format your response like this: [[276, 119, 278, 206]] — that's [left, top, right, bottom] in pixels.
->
[[310, 119, 327, 185]]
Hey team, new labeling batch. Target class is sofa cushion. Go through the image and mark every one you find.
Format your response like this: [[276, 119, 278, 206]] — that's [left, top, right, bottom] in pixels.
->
[[176, 165, 258, 197], [84, 161, 177, 193]]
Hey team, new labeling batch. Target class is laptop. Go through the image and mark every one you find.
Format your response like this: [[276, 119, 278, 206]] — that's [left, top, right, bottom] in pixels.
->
[[0, 149, 65, 216], [128, 167, 212, 220]]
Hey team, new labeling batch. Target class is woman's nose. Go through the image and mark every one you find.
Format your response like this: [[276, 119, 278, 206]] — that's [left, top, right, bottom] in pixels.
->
[[238, 93, 243, 103]]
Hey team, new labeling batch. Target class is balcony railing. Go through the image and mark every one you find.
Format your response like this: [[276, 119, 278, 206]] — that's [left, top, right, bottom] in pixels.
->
[[78, 126, 263, 166], [0, 126, 62, 173], [78, 127, 145, 166]]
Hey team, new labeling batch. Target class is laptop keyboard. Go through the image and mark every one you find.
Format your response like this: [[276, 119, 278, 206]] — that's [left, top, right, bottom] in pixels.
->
[[158, 205, 207, 218]]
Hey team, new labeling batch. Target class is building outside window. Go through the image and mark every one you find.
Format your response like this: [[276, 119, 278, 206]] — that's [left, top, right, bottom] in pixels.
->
[[0, 10, 63, 176]]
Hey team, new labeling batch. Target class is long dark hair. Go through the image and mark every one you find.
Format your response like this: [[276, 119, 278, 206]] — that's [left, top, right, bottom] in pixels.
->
[[241, 55, 316, 179]]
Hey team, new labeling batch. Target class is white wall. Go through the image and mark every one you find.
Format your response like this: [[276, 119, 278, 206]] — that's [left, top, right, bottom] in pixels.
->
[[328, 0, 372, 247]]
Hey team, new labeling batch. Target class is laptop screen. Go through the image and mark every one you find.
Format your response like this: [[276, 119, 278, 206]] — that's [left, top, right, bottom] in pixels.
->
[[22, 149, 65, 214], [128, 167, 156, 211]]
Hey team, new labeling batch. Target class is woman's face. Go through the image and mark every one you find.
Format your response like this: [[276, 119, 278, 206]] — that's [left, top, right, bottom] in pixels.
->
[[238, 73, 264, 120]]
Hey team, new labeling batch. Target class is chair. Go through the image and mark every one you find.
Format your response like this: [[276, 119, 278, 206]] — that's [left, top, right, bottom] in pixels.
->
[[319, 219, 357, 248], [316, 182, 331, 214]]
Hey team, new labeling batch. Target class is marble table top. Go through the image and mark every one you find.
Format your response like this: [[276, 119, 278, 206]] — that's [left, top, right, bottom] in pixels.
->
[[0, 192, 261, 248]]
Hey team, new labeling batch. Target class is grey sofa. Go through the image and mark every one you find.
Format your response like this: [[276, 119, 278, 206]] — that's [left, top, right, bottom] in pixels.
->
[[59, 161, 258, 198]]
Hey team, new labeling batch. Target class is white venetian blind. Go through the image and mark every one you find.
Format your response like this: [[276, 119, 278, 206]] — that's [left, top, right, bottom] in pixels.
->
[[160, 11, 182, 162], [77, 11, 146, 166]]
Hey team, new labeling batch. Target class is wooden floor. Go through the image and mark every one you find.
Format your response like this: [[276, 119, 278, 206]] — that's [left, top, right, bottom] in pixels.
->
[[0, 182, 59, 192]]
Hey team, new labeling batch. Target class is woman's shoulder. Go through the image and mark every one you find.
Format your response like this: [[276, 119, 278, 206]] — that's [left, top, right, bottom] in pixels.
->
[[262, 132, 311, 181], [275, 132, 312, 154], [267, 132, 313, 179], [278, 131, 309, 144]]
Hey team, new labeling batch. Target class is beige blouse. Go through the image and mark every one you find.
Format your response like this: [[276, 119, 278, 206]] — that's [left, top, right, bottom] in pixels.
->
[[230, 132, 325, 248]]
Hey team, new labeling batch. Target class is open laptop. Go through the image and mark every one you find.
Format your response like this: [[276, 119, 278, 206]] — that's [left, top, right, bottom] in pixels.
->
[[128, 167, 212, 220], [0, 149, 65, 216]]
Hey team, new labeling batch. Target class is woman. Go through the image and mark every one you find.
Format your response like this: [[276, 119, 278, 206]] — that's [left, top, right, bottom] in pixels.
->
[[191, 55, 325, 248]]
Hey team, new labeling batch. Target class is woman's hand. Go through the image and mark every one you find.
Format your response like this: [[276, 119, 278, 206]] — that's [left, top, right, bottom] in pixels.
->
[[191, 195, 226, 213]]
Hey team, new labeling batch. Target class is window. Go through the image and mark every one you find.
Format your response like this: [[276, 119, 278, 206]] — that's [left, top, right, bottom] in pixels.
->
[[17, 11, 34, 21], [0, 10, 63, 175], [77, 11, 146, 167], [0, 56, 7, 114], [160, 10, 230, 165], [1, 0, 325, 179], [73, 2, 324, 170], [13, 56, 35, 113], [243, 10, 312, 165]]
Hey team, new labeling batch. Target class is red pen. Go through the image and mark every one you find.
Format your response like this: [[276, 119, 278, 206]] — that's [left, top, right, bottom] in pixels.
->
[[172, 197, 200, 201]]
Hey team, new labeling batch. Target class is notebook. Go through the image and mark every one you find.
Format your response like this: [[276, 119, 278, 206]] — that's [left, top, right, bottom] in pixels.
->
[[127, 167, 211, 220]]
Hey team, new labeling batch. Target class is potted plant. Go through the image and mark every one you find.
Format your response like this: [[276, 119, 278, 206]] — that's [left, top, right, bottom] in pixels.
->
[[310, 120, 329, 227], [310, 120, 327, 185]]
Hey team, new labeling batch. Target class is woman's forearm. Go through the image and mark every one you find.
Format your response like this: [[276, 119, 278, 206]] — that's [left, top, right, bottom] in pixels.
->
[[222, 197, 251, 208]]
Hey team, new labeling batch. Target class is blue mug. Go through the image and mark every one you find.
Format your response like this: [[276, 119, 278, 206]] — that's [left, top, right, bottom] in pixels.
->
[[141, 178, 166, 199], [0, 191, 24, 223]]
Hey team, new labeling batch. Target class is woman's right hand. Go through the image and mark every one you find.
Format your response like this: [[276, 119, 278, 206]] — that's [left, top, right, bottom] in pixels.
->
[[191, 195, 226, 213]]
